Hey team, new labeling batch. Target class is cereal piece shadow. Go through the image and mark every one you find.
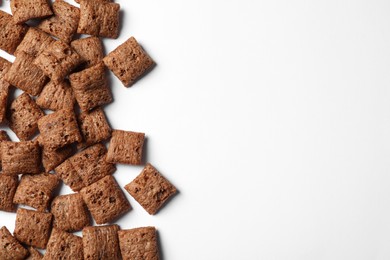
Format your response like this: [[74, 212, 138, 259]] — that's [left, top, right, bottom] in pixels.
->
[[156, 229, 166, 260], [141, 136, 148, 165]]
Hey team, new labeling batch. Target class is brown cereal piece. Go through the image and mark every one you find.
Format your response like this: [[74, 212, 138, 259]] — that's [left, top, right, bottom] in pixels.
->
[[80, 175, 131, 224], [75, 0, 111, 3], [118, 227, 159, 260], [0, 174, 18, 212], [1, 140, 41, 175], [44, 228, 83, 260], [106, 130, 145, 165], [55, 160, 84, 192], [14, 28, 55, 57], [42, 145, 73, 172], [14, 208, 53, 249], [0, 57, 11, 124], [82, 225, 121, 260], [11, 0, 53, 24], [0, 226, 29, 260], [13, 173, 59, 211], [69, 62, 112, 112], [4, 51, 47, 96], [0, 10, 27, 55], [125, 163, 177, 215], [34, 41, 82, 82], [71, 36, 104, 69], [51, 193, 90, 232], [38, 0, 80, 43], [36, 80, 75, 111], [8, 93, 45, 141], [78, 107, 111, 148], [77, 0, 120, 38], [103, 37, 154, 87], [38, 109, 82, 150], [27, 247, 43, 260], [0, 131, 10, 166]]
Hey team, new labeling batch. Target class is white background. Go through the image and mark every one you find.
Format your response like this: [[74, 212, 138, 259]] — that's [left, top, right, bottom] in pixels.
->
[[2, 0, 390, 259]]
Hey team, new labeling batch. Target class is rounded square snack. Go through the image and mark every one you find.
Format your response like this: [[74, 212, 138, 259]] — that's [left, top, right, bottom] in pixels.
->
[[71, 36, 104, 69], [44, 228, 83, 259], [1, 140, 41, 176], [82, 225, 121, 260], [27, 247, 43, 260], [11, 0, 53, 24], [51, 193, 90, 232], [55, 159, 84, 192], [0, 174, 18, 212], [77, 0, 120, 38], [0, 57, 11, 124], [106, 130, 145, 165], [78, 107, 111, 148], [13, 173, 59, 211], [36, 80, 75, 111], [80, 175, 131, 224], [125, 163, 177, 215], [118, 227, 159, 260], [38, 109, 82, 150], [0, 226, 29, 260], [14, 28, 55, 58], [69, 62, 112, 112], [8, 93, 45, 141], [38, 0, 80, 43], [14, 208, 53, 249], [0, 10, 27, 55], [103, 36, 154, 87], [4, 51, 48, 96], [42, 145, 73, 172]]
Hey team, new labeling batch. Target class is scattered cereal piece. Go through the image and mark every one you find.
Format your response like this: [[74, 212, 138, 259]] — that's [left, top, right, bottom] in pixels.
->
[[106, 130, 145, 165], [0, 226, 29, 260], [71, 36, 104, 69], [44, 228, 84, 259], [0, 174, 18, 212], [36, 80, 75, 111], [0, 130, 10, 166], [1, 140, 41, 175], [11, 0, 53, 24], [55, 159, 84, 192], [0, 10, 27, 55], [0, 57, 11, 124], [42, 145, 73, 172], [27, 247, 43, 260], [82, 225, 121, 260], [125, 163, 177, 215], [118, 227, 160, 260], [78, 107, 111, 148], [15, 28, 55, 57]]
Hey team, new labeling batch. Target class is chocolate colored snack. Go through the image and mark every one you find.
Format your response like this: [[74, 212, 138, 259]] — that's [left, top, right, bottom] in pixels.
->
[[103, 36, 154, 87], [81, 175, 131, 224], [55, 159, 84, 192], [106, 130, 145, 165], [125, 163, 177, 215], [1, 140, 41, 175], [0, 174, 18, 212], [77, 0, 120, 38], [13, 173, 59, 211], [4, 51, 47, 96], [69, 62, 112, 112], [42, 145, 73, 172], [78, 107, 111, 148], [0, 226, 29, 260], [118, 227, 159, 260], [51, 193, 90, 232], [0, 10, 27, 55], [38, 0, 80, 43], [10, 0, 53, 24], [71, 36, 104, 69], [34, 41, 82, 83], [8, 93, 45, 141], [44, 228, 83, 259], [0, 130, 10, 166], [26, 247, 43, 260], [14, 208, 53, 249], [0, 57, 11, 124], [14, 28, 55, 57], [36, 80, 75, 111], [82, 225, 121, 260], [38, 109, 82, 149]]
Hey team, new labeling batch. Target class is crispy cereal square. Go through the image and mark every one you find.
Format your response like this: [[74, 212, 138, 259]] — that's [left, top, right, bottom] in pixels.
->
[[1, 140, 41, 175], [38, 0, 80, 43], [106, 130, 145, 165], [11, 0, 53, 24], [71, 36, 104, 69], [4, 51, 48, 96], [13, 173, 59, 211], [0, 226, 29, 260], [78, 107, 111, 148], [42, 145, 73, 172], [36, 80, 75, 111], [125, 163, 177, 215], [15, 28, 55, 57], [0, 57, 11, 124], [69, 62, 112, 112], [77, 0, 120, 38], [34, 41, 82, 83], [103, 37, 154, 87], [118, 227, 159, 260], [55, 159, 84, 192], [0, 174, 18, 212], [51, 193, 90, 232], [81, 175, 131, 224], [38, 109, 82, 149], [0, 10, 27, 55], [9, 93, 45, 141], [44, 228, 83, 259], [82, 225, 121, 260], [14, 208, 53, 249]]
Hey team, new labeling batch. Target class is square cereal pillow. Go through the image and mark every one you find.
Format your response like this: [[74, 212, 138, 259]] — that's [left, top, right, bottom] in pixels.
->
[[0, 226, 29, 259], [71, 36, 104, 69], [0, 57, 11, 124], [36, 80, 75, 111], [106, 130, 145, 165], [15, 28, 55, 57], [55, 159, 85, 192], [42, 145, 73, 172], [0, 174, 18, 212], [11, 0, 53, 24], [1, 140, 41, 175], [0, 10, 27, 54], [82, 225, 121, 260], [118, 227, 159, 260], [78, 107, 111, 148], [45, 228, 84, 259]]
